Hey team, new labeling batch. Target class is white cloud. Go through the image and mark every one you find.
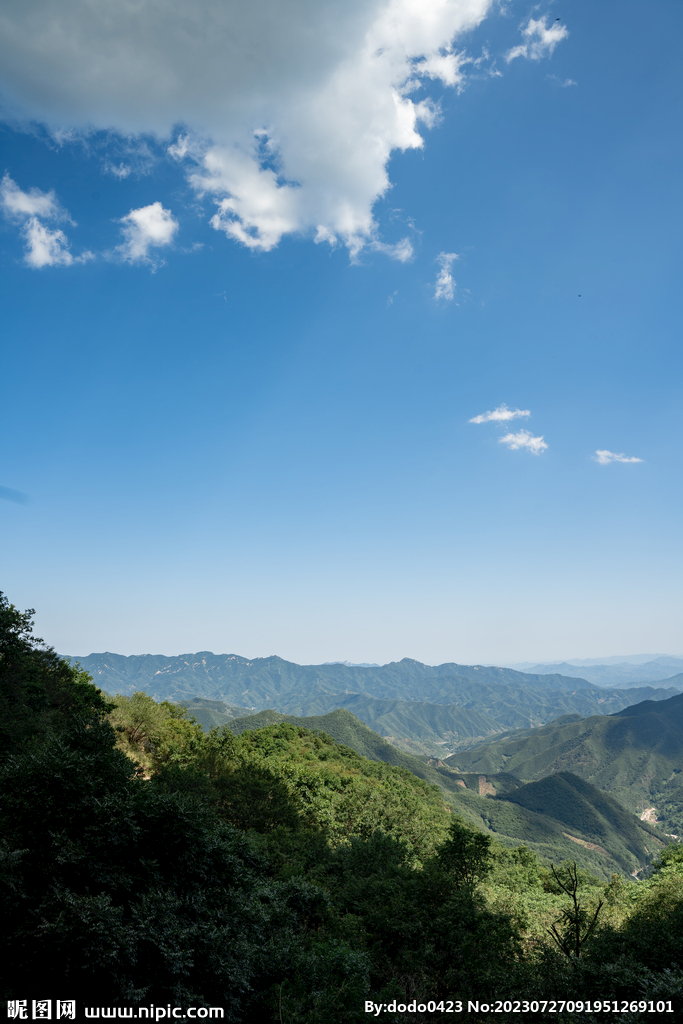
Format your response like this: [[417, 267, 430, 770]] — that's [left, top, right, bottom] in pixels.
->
[[594, 450, 642, 466], [499, 429, 547, 454], [1, 173, 92, 267], [0, 173, 65, 221], [506, 16, 568, 63], [434, 251, 458, 300], [469, 403, 530, 424], [116, 202, 179, 264], [0, 0, 494, 255], [22, 218, 75, 268]]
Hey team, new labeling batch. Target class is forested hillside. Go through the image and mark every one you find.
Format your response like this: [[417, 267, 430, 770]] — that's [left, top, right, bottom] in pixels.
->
[[446, 692, 683, 826], [3, 594, 683, 1021], [216, 706, 662, 879]]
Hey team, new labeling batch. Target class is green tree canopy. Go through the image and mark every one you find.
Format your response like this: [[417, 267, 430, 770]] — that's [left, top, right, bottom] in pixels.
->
[[0, 592, 110, 755]]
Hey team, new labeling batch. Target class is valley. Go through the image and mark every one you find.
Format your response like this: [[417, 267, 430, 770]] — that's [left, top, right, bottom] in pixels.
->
[[201, 704, 666, 880]]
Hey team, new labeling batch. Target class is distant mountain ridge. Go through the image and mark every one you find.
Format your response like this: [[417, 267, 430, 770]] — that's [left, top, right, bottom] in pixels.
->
[[69, 650, 601, 705], [73, 650, 680, 756], [520, 657, 683, 688]]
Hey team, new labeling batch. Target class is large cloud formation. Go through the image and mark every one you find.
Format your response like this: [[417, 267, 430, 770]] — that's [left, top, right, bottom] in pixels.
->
[[0, 0, 493, 253]]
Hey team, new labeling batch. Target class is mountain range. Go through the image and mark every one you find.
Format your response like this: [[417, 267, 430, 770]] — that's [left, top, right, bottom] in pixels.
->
[[84, 648, 682, 877], [72, 651, 680, 755], [70, 651, 606, 704]]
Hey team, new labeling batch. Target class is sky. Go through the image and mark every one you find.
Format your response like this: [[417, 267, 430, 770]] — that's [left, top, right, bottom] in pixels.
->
[[1, 0, 682, 666]]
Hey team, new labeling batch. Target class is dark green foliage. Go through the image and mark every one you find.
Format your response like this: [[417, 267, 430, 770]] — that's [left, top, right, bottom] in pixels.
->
[[652, 844, 683, 876], [504, 772, 661, 874], [562, 855, 683, 1013], [0, 717, 347, 1012], [215, 759, 306, 833], [437, 815, 493, 888], [651, 786, 683, 839], [1, 724, 249, 1006], [0, 592, 111, 755], [220, 722, 452, 860], [0, 602, 363, 1015], [305, 828, 520, 1008]]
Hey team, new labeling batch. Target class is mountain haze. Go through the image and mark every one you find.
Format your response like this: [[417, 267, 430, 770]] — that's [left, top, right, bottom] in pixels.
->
[[522, 657, 683, 688]]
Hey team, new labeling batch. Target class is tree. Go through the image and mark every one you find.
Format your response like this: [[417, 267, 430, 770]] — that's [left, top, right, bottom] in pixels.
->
[[0, 591, 111, 755], [547, 862, 603, 958], [437, 815, 493, 889]]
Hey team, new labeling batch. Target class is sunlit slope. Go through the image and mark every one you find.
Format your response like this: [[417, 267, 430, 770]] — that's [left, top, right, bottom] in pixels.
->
[[227, 708, 457, 776], [505, 773, 659, 867], [445, 692, 683, 810], [226, 708, 663, 879]]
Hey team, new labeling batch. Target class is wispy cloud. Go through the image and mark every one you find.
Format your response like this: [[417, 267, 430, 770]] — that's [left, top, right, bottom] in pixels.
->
[[103, 162, 133, 180], [506, 16, 568, 63], [469, 403, 531, 424], [102, 137, 156, 180], [594, 450, 642, 465], [116, 202, 179, 265], [434, 252, 458, 301], [369, 237, 413, 263], [499, 429, 548, 454], [0, 485, 30, 505], [0, 174, 92, 268]]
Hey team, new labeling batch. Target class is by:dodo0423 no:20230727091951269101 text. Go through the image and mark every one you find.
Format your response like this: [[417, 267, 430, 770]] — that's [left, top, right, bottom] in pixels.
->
[[363, 997, 675, 1015]]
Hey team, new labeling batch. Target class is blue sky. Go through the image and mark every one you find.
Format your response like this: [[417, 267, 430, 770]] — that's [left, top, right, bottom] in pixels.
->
[[1, 0, 681, 665]]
